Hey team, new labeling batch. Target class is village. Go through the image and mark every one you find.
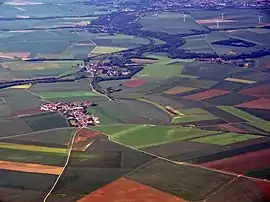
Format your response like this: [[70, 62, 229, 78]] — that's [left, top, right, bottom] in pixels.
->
[[40, 101, 100, 127], [79, 62, 131, 77]]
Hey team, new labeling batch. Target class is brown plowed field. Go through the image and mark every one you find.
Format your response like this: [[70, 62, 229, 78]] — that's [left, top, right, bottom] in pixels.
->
[[217, 124, 246, 133], [254, 179, 270, 199], [131, 58, 158, 64], [165, 86, 196, 95], [200, 148, 270, 174], [207, 177, 266, 202], [0, 160, 63, 175], [236, 98, 270, 110], [240, 84, 270, 97], [123, 79, 146, 88], [182, 89, 230, 101], [77, 177, 186, 202], [73, 128, 102, 144], [0, 52, 31, 60], [16, 108, 43, 117]]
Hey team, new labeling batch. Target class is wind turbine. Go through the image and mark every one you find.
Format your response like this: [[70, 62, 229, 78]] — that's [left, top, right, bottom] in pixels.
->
[[221, 12, 225, 21], [216, 19, 220, 28], [131, 35, 135, 44], [257, 15, 263, 24], [183, 14, 187, 22]]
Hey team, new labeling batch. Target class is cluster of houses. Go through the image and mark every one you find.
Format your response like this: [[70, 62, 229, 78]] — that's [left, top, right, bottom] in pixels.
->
[[195, 58, 233, 65], [40, 101, 100, 127], [82, 63, 131, 77], [100, 65, 130, 77]]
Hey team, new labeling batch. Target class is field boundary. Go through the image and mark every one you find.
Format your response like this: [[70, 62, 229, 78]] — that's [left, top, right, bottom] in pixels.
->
[[106, 132, 270, 183], [43, 127, 83, 202]]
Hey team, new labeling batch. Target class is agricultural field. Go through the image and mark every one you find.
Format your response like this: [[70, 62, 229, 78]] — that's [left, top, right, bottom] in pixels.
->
[[87, 99, 171, 125], [136, 55, 193, 79], [139, 12, 207, 34], [181, 36, 216, 53], [94, 124, 217, 148], [219, 106, 270, 132], [21, 112, 68, 132], [190, 132, 261, 145], [200, 148, 270, 175], [127, 159, 233, 201], [0, 170, 58, 201], [171, 108, 218, 124], [47, 132, 155, 201], [78, 177, 185, 202]]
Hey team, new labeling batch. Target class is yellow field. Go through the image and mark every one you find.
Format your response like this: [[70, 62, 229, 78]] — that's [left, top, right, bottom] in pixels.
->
[[9, 84, 31, 89], [225, 77, 257, 84], [0, 142, 67, 154], [92, 46, 127, 54], [0, 160, 63, 175], [165, 86, 196, 95]]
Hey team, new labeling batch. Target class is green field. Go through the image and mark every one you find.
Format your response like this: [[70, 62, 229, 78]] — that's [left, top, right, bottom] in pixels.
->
[[139, 12, 206, 34], [22, 112, 68, 132], [190, 132, 261, 145], [39, 91, 100, 99], [15, 128, 76, 145], [0, 142, 67, 154], [87, 108, 120, 125], [1, 61, 79, 71], [92, 46, 127, 54], [87, 99, 171, 125], [0, 148, 67, 166], [94, 124, 217, 148], [218, 106, 270, 132], [137, 55, 192, 78], [172, 108, 217, 124], [92, 124, 135, 135], [11, 67, 76, 79]]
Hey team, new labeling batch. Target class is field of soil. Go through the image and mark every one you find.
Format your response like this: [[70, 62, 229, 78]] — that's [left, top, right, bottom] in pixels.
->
[[200, 148, 270, 174], [78, 177, 186, 202], [182, 89, 230, 101]]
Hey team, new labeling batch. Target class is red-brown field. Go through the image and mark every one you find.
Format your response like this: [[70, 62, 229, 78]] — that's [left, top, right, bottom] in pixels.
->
[[200, 148, 270, 174], [217, 124, 246, 133], [0, 160, 62, 175], [77, 177, 186, 202], [131, 58, 158, 64], [237, 98, 270, 110], [16, 108, 43, 117], [182, 89, 230, 101], [254, 180, 270, 199], [123, 79, 146, 88], [73, 128, 101, 144], [240, 84, 270, 97], [196, 19, 236, 24], [0, 52, 31, 60]]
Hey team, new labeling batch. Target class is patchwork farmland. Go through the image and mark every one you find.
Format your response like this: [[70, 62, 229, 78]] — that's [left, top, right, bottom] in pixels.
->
[[1, 2, 270, 202]]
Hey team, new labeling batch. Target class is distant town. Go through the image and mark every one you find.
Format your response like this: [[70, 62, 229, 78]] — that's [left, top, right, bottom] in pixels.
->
[[40, 101, 100, 127]]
